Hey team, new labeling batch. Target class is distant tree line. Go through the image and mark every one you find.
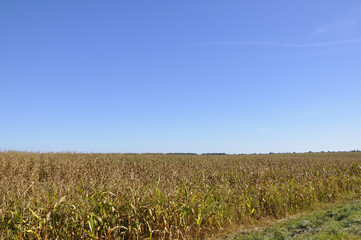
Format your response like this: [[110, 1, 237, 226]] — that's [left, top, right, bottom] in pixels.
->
[[105, 150, 361, 155], [201, 153, 226, 155], [166, 153, 198, 155]]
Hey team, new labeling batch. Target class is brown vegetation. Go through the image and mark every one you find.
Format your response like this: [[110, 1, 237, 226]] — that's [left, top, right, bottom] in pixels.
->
[[0, 151, 360, 239]]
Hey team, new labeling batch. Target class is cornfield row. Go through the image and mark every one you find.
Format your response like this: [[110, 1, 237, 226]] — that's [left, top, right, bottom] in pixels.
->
[[0, 151, 361, 239]]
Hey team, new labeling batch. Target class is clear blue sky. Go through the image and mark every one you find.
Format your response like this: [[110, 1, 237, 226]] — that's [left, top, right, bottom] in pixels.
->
[[1, 1, 361, 154]]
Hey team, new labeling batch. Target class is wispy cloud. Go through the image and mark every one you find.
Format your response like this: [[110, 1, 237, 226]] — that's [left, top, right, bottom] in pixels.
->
[[311, 18, 361, 37], [205, 38, 361, 48], [311, 6, 361, 37]]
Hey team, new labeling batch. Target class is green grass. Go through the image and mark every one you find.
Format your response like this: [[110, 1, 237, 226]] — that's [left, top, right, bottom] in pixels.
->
[[237, 200, 361, 240]]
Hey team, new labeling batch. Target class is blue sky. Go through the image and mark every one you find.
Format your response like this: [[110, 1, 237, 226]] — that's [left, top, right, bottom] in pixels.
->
[[1, 1, 361, 154]]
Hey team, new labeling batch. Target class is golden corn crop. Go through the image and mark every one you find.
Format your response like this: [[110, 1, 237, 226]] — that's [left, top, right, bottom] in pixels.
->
[[0, 151, 360, 239]]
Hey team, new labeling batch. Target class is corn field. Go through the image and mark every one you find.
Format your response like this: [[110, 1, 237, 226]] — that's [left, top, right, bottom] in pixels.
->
[[0, 151, 361, 239]]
